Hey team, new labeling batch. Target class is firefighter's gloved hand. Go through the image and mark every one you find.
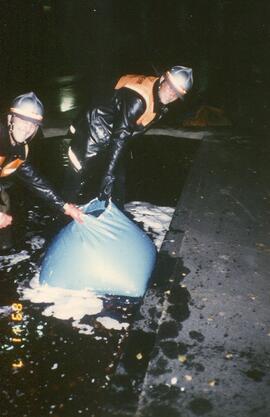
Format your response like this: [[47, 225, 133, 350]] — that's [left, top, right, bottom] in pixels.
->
[[98, 174, 115, 206]]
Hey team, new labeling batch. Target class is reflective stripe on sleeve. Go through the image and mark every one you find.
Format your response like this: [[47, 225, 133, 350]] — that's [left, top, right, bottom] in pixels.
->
[[68, 147, 82, 171]]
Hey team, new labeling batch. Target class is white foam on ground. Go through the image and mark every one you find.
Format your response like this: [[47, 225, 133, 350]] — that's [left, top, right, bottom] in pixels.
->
[[10, 201, 174, 332], [96, 316, 130, 330], [25, 236, 46, 251], [0, 306, 12, 316], [0, 250, 30, 270], [72, 320, 94, 335], [19, 273, 103, 321], [124, 202, 174, 250]]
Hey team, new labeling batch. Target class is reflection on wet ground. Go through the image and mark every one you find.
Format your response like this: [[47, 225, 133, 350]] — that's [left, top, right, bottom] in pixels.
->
[[0, 202, 171, 416], [0, 131, 198, 416], [0, 199, 137, 416]]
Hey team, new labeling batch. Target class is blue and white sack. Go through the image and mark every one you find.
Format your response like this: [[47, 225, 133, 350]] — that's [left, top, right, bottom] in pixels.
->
[[40, 199, 156, 297]]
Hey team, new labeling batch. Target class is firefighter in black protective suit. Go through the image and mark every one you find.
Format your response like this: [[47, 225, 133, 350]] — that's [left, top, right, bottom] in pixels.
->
[[65, 66, 194, 208], [0, 92, 83, 251]]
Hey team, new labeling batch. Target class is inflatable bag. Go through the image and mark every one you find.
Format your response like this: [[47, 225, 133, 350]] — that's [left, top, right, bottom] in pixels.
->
[[40, 199, 156, 297]]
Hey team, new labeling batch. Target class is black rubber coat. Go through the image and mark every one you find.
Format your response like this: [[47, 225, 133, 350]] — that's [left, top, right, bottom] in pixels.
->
[[69, 81, 168, 199], [0, 121, 65, 212]]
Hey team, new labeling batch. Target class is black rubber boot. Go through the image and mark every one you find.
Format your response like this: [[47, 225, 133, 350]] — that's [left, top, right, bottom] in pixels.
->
[[0, 226, 13, 252]]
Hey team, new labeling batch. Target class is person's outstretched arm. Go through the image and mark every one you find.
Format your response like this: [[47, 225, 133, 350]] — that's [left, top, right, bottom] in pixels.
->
[[99, 89, 145, 202], [17, 161, 84, 223]]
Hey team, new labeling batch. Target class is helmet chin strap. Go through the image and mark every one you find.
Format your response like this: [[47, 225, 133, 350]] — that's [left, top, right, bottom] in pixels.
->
[[8, 122, 20, 145]]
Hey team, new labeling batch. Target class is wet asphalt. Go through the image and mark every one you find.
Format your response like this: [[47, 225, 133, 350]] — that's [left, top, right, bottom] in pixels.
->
[[102, 130, 270, 417]]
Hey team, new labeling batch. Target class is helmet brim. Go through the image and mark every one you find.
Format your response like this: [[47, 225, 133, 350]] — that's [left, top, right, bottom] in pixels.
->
[[10, 111, 43, 126]]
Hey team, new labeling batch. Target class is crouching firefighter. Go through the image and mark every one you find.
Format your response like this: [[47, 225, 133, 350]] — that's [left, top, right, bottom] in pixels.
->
[[65, 65, 194, 208], [0, 92, 83, 251]]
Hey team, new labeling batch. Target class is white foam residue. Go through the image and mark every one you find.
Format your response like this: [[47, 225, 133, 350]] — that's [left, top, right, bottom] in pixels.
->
[[19, 273, 103, 321], [26, 235, 46, 250], [96, 316, 130, 330], [125, 201, 174, 250], [72, 320, 94, 335], [42, 293, 102, 320], [0, 250, 30, 269], [0, 306, 12, 316]]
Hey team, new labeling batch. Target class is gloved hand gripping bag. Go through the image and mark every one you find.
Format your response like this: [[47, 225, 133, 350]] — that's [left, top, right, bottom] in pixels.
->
[[39, 199, 156, 297]]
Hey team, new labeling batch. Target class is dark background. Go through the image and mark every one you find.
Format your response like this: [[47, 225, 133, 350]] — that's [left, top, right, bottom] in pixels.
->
[[0, 0, 269, 126]]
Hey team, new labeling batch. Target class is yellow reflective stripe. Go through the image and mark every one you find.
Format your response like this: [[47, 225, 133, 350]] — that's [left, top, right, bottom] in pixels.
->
[[68, 147, 82, 171], [0, 145, 28, 177], [10, 107, 43, 121], [115, 75, 158, 126], [0, 159, 24, 177]]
